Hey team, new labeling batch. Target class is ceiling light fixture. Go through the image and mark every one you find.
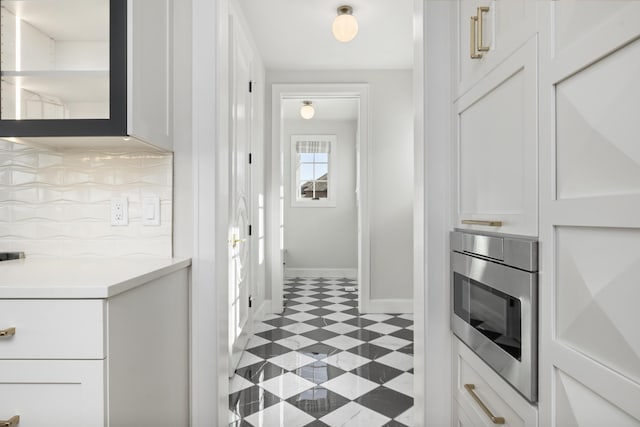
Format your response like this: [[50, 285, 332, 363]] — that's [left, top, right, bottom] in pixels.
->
[[332, 5, 358, 43], [300, 101, 315, 119]]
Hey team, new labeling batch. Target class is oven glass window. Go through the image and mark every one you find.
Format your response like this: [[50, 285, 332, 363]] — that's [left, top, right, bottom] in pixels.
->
[[454, 272, 522, 360]]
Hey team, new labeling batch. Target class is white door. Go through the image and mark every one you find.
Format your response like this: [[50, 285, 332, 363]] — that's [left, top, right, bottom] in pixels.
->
[[539, 2, 640, 425], [228, 16, 253, 377]]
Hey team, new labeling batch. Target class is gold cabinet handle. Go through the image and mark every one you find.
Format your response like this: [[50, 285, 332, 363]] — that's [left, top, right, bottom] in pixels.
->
[[1, 415, 20, 427], [464, 384, 505, 424], [470, 16, 482, 59], [0, 327, 16, 337], [476, 6, 490, 52], [229, 236, 246, 248], [461, 219, 503, 227]]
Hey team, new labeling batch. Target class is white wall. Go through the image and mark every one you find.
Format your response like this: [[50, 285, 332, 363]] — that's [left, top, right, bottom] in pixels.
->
[[283, 118, 357, 270], [267, 70, 414, 301]]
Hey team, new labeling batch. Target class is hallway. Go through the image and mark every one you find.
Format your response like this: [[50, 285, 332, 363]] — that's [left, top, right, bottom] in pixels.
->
[[229, 277, 414, 426]]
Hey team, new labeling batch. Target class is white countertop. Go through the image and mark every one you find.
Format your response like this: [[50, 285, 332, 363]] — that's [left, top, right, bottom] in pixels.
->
[[0, 257, 192, 299]]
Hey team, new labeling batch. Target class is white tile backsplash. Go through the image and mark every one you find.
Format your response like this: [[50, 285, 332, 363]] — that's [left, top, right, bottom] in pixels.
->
[[0, 141, 172, 257]]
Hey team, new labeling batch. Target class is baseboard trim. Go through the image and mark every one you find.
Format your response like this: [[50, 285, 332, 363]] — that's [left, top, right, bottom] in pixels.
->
[[284, 268, 357, 279], [365, 299, 413, 314]]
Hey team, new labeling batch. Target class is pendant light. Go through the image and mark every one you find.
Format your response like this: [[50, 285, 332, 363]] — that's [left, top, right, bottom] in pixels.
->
[[300, 101, 315, 119], [332, 5, 358, 43]]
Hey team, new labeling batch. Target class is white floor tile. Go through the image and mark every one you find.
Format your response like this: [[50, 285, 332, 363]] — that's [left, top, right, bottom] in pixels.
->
[[397, 314, 414, 321], [229, 374, 254, 394], [384, 372, 414, 397], [246, 335, 271, 350], [236, 352, 264, 370], [321, 372, 379, 400], [244, 401, 316, 427], [323, 312, 355, 322], [229, 409, 241, 424], [375, 351, 413, 371], [324, 296, 350, 304], [289, 296, 316, 304], [324, 290, 348, 296], [322, 322, 359, 335], [363, 322, 402, 335], [406, 324, 415, 331], [394, 406, 415, 426], [323, 351, 370, 371], [292, 290, 318, 296], [259, 372, 316, 400], [285, 311, 317, 322], [274, 335, 318, 351], [360, 314, 394, 322], [285, 303, 317, 312], [322, 335, 365, 350], [268, 351, 317, 371], [280, 322, 317, 335], [319, 401, 391, 426], [253, 322, 277, 334], [323, 303, 352, 312], [369, 335, 412, 351]]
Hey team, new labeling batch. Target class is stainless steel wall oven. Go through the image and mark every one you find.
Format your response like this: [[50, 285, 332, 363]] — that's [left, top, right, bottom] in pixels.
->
[[451, 230, 538, 402]]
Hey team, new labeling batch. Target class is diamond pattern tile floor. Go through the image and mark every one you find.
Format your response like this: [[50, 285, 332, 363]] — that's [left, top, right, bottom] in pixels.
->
[[229, 277, 414, 426]]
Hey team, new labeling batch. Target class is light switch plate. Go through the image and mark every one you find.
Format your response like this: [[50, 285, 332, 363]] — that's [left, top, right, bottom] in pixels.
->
[[143, 196, 160, 226]]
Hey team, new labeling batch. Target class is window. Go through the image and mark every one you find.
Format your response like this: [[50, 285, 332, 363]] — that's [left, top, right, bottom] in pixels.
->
[[291, 135, 336, 207]]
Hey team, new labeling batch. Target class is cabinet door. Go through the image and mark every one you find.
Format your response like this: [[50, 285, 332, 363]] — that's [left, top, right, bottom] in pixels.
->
[[453, 338, 537, 427], [454, 36, 537, 236], [128, 0, 172, 149], [0, 360, 104, 427], [456, 0, 535, 96], [0, 0, 127, 137], [538, 2, 640, 426]]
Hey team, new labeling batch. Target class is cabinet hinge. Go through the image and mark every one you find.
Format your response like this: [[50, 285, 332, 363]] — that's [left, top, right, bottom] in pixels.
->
[[248, 295, 253, 308], [248, 224, 252, 236], [249, 152, 252, 164], [249, 81, 254, 93]]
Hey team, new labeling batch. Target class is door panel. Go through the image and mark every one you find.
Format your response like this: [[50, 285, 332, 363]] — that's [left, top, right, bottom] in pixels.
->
[[228, 15, 253, 377]]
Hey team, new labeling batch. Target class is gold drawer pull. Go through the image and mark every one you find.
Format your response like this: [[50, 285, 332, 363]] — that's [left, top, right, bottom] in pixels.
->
[[470, 16, 482, 59], [461, 219, 503, 227], [1, 415, 20, 427], [0, 327, 16, 337], [476, 6, 490, 52], [464, 384, 505, 424]]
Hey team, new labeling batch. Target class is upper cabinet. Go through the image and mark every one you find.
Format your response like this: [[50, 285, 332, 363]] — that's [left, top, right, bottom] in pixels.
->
[[0, 0, 172, 150], [456, 0, 535, 97]]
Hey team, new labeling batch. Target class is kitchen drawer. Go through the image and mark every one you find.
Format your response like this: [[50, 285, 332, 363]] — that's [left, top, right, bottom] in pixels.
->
[[454, 338, 537, 427], [0, 300, 104, 359], [0, 360, 104, 427]]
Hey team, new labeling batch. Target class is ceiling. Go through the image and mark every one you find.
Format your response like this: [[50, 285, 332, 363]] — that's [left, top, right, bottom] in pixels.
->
[[281, 97, 359, 120], [236, 0, 415, 70]]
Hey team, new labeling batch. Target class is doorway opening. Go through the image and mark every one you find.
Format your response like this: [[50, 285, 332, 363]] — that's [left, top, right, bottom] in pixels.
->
[[269, 84, 370, 314]]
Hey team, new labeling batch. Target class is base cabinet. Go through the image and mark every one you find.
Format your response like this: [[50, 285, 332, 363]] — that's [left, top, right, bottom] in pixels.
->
[[0, 268, 189, 426], [453, 337, 537, 427]]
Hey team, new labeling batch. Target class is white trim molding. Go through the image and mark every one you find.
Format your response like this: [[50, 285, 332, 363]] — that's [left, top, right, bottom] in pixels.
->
[[368, 299, 414, 314], [284, 268, 357, 279]]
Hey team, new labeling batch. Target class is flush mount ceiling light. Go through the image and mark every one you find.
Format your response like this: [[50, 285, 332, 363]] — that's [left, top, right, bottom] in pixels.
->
[[332, 5, 358, 43], [300, 100, 315, 119]]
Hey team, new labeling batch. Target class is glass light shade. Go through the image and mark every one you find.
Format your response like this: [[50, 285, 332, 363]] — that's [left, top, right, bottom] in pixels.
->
[[300, 103, 315, 119], [332, 13, 358, 42]]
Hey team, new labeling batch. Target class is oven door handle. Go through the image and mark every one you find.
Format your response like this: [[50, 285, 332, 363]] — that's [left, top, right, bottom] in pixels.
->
[[464, 384, 505, 424]]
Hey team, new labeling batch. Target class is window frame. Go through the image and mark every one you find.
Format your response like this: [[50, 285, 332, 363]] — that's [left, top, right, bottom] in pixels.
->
[[290, 134, 337, 208]]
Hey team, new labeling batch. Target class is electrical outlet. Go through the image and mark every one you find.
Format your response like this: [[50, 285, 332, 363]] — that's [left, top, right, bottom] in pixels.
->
[[111, 197, 128, 226]]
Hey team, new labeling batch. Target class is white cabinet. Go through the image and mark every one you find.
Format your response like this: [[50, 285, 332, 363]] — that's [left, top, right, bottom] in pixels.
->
[[454, 36, 538, 237], [0, 0, 172, 151], [455, 0, 535, 96], [538, 2, 640, 426], [0, 268, 189, 426], [452, 337, 537, 427]]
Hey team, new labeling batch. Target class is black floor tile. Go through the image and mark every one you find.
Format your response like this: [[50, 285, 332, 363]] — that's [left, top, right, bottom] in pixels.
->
[[235, 361, 286, 384], [298, 342, 342, 360], [246, 342, 291, 359], [294, 360, 347, 384], [301, 328, 340, 342], [255, 328, 295, 342], [351, 361, 403, 384], [229, 385, 280, 417], [343, 317, 376, 328], [345, 329, 383, 342], [347, 343, 393, 360], [389, 328, 413, 341], [286, 386, 350, 419], [355, 386, 413, 419], [303, 317, 337, 328]]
